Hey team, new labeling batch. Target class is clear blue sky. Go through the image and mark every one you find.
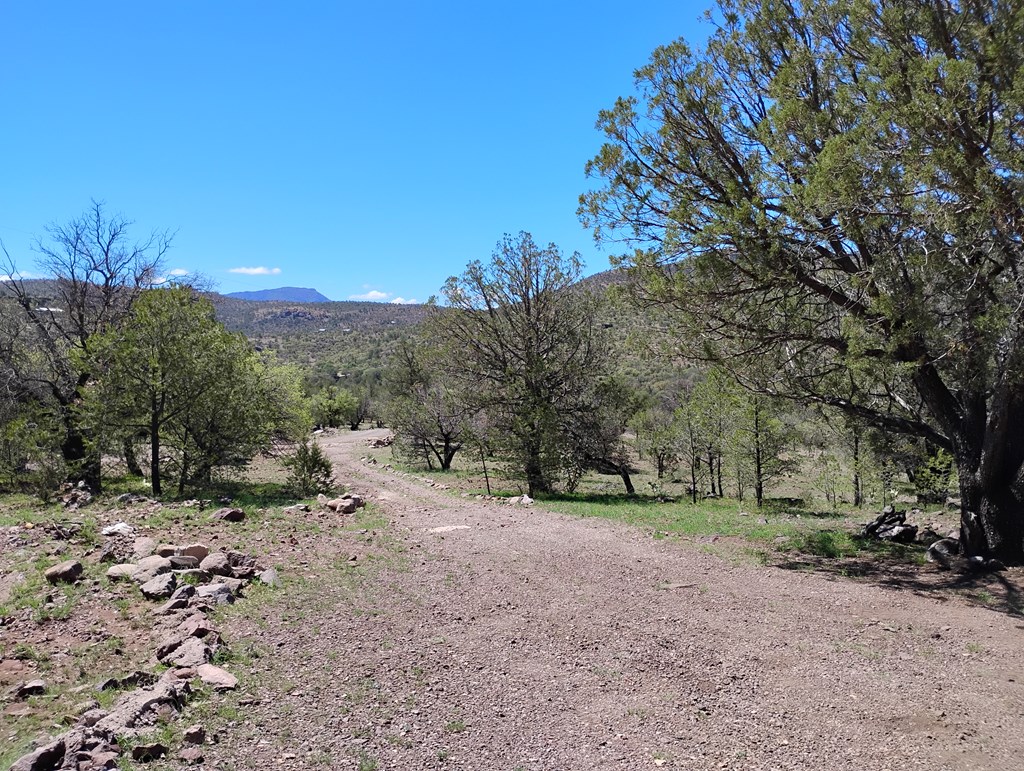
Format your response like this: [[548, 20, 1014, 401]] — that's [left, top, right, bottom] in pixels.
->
[[1, 1, 712, 303]]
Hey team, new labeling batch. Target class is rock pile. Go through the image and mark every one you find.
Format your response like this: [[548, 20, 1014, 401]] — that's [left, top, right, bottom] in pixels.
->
[[366, 435, 393, 448], [9, 515, 281, 770], [862, 506, 918, 543]]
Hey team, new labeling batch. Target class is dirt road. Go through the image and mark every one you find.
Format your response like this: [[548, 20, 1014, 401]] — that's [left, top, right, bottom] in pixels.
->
[[207, 429, 1024, 770]]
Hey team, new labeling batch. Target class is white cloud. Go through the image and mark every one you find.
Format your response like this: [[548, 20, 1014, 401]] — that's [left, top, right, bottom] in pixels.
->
[[229, 266, 281, 276], [390, 297, 419, 305], [168, 268, 189, 276], [349, 290, 390, 301], [1, 270, 36, 281]]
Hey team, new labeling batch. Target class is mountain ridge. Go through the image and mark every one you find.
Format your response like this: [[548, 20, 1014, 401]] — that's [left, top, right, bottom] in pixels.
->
[[225, 287, 332, 303]]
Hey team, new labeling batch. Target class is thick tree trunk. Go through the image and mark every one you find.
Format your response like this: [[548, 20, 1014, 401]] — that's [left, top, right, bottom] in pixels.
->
[[958, 459, 1024, 564], [61, 424, 101, 491]]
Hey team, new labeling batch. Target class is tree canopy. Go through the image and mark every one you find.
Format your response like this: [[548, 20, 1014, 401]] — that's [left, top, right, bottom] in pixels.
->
[[581, 0, 1024, 561]]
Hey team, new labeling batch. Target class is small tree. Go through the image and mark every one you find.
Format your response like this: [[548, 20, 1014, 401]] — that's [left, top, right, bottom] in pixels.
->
[[436, 232, 607, 496], [283, 438, 336, 496]]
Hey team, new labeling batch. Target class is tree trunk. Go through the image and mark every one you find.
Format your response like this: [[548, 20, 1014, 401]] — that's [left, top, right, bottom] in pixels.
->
[[852, 429, 863, 507], [958, 456, 1024, 564], [619, 468, 635, 495], [753, 402, 764, 509], [150, 420, 161, 496], [123, 437, 143, 477]]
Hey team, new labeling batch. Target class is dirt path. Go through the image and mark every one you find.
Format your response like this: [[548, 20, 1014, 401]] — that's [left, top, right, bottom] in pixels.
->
[[206, 430, 1024, 771]]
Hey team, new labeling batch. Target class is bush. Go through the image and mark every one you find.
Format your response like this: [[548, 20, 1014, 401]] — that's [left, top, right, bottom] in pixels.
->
[[283, 438, 336, 497]]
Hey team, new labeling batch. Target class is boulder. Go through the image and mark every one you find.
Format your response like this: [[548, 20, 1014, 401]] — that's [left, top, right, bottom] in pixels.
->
[[77, 708, 109, 728], [183, 724, 206, 745], [131, 743, 168, 762], [168, 555, 200, 570], [926, 537, 961, 566], [199, 552, 231, 576], [106, 563, 137, 581], [14, 679, 46, 698], [180, 614, 217, 639], [180, 543, 210, 561], [44, 559, 82, 584], [154, 544, 178, 558], [132, 555, 172, 583], [160, 637, 211, 668], [9, 737, 65, 771], [195, 663, 237, 691], [212, 576, 245, 596], [211, 507, 245, 522], [195, 583, 234, 605], [132, 537, 157, 560], [139, 572, 177, 600]]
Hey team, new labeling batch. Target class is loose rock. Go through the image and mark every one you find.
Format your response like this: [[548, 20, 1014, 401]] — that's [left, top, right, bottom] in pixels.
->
[[139, 572, 177, 600], [196, 663, 237, 691], [199, 552, 231, 576], [211, 507, 245, 522], [44, 559, 82, 584]]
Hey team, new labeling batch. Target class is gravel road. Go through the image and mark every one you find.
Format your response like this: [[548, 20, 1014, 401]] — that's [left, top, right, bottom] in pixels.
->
[[204, 429, 1024, 771]]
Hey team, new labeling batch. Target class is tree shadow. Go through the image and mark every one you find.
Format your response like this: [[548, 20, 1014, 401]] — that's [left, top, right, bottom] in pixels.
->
[[774, 544, 1024, 619]]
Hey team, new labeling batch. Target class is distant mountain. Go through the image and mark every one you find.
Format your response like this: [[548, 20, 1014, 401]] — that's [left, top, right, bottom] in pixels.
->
[[225, 287, 332, 303]]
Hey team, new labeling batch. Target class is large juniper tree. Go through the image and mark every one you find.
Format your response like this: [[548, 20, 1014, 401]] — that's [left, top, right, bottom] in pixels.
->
[[581, 0, 1024, 561]]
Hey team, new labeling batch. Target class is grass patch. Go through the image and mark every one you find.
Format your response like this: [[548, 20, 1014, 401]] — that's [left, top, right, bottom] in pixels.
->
[[537, 492, 924, 565]]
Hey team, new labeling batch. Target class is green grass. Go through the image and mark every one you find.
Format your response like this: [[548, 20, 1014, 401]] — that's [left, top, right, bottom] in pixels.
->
[[537, 492, 922, 563]]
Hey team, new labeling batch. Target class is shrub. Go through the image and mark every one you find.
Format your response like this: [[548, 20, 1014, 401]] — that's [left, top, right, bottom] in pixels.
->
[[283, 438, 336, 496]]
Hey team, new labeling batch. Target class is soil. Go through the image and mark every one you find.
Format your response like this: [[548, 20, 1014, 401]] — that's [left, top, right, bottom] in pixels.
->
[[195, 429, 1024, 771]]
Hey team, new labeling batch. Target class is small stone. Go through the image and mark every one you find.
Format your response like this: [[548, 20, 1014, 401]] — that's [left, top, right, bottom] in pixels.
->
[[183, 724, 206, 744], [211, 507, 245, 522], [199, 552, 231, 576], [44, 560, 82, 584], [140, 572, 177, 600], [196, 663, 237, 691], [258, 568, 282, 588], [179, 746, 204, 765]]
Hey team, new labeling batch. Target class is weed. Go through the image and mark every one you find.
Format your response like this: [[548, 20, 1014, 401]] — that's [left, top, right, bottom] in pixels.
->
[[445, 719, 466, 734]]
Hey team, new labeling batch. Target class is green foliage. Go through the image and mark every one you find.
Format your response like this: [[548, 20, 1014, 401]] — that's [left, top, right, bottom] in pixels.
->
[[283, 438, 337, 496], [85, 286, 308, 496], [435, 232, 612, 495], [582, 0, 1024, 560], [914, 449, 955, 505]]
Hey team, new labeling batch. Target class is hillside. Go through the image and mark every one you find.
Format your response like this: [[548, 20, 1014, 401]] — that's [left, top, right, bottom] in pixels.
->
[[225, 287, 332, 303], [209, 293, 430, 382]]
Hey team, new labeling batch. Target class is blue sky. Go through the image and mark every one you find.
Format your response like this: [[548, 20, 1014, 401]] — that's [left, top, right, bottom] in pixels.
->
[[1, 1, 712, 303]]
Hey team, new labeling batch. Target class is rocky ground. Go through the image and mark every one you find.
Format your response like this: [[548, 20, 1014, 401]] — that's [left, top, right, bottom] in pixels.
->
[[3, 429, 1024, 770]]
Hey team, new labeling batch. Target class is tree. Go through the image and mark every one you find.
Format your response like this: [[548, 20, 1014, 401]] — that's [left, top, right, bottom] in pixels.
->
[[436, 232, 605, 496], [1, 202, 170, 488], [631, 405, 680, 479], [562, 376, 640, 494], [383, 338, 471, 471], [87, 286, 306, 495], [581, 0, 1024, 562]]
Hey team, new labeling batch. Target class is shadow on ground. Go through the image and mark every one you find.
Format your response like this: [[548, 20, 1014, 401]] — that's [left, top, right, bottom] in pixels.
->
[[775, 545, 1024, 619]]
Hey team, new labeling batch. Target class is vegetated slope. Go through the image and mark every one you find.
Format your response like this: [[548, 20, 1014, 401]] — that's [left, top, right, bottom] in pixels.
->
[[225, 287, 333, 303], [209, 294, 430, 381]]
